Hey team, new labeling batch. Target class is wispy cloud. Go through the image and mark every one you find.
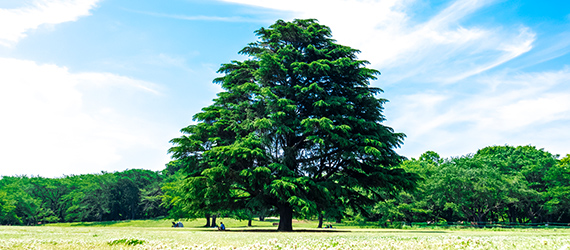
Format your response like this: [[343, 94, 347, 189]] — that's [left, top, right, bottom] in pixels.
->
[[438, 27, 536, 83], [387, 67, 570, 157], [75, 72, 162, 95], [220, 0, 534, 84], [125, 9, 268, 23], [508, 31, 570, 71], [0, 0, 100, 47]]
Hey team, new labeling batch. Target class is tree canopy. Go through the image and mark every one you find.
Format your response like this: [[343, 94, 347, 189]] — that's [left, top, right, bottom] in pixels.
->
[[373, 145, 570, 226], [169, 19, 417, 231]]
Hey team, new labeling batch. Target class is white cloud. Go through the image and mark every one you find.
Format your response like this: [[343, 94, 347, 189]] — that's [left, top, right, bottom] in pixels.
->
[[0, 0, 178, 177], [388, 68, 570, 158], [499, 94, 570, 128], [0, 0, 99, 47], [0, 57, 166, 177], [75, 72, 162, 95], [220, 0, 534, 84], [124, 9, 269, 23]]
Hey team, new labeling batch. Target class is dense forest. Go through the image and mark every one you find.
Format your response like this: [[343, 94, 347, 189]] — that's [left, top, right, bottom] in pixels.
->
[[0, 167, 177, 225], [1, 145, 568, 226]]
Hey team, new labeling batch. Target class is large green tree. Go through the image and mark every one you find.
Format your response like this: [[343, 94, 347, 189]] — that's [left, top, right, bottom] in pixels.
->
[[474, 145, 558, 223], [170, 19, 417, 231]]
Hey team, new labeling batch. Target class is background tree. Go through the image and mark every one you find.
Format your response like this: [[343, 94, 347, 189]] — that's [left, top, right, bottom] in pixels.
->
[[140, 182, 167, 219], [0, 180, 40, 225], [65, 173, 115, 222], [544, 154, 570, 222], [169, 19, 417, 231], [427, 156, 513, 223], [0, 169, 170, 224], [27, 177, 72, 223], [370, 151, 440, 225], [370, 146, 568, 226], [474, 145, 558, 223], [161, 165, 194, 220]]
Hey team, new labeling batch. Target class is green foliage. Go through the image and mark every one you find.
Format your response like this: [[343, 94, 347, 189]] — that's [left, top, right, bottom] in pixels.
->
[[65, 173, 115, 222], [28, 177, 72, 223], [544, 154, 570, 222], [473, 145, 558, 223], [140, 182, 167, 218], [0, 168, 169, 225], [169, 19, 417, 231], [0, 178, 40, 225], [0, 189, 22, 225], [161, 169, 196, 219], [108, 238, 145, 246], [427, 156, 512, 222], [371, 145, 570, 225], [474, 145, 557, 192]]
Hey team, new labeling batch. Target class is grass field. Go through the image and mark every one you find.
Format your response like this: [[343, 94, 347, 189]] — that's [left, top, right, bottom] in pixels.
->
[[1, 219, 569, 249]]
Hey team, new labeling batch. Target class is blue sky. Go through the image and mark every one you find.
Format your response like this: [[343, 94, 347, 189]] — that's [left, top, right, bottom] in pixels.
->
[[1, 0, 569, 177]]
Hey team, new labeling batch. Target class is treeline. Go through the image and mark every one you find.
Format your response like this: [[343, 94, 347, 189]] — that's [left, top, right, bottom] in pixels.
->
[[370, 145, 570, 225], [162, 145, 570, 226], [1, 145, 569, 226], [0, 166, 181, 225]]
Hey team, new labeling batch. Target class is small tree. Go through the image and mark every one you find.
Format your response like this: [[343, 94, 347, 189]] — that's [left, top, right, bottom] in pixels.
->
[[170, 19, 417, 231]]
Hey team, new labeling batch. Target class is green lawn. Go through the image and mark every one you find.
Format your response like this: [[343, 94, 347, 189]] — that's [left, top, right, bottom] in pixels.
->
[[1, 220, 569, 249]]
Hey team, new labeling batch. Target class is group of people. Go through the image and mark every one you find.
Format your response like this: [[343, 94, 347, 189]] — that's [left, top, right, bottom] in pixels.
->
[[171, 221, 226, 230]]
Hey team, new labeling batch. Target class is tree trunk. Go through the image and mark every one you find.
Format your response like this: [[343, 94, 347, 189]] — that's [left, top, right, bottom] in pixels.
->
[[204, 214, 211, 227], [277, 204, 293, 231], [259, 208, 267, 221], [248, 219, 252, 227], [131, 205, 136, 220], [336, 218, 342, 224], [211, 214, 217, 227], [317, 214, 323, 228]]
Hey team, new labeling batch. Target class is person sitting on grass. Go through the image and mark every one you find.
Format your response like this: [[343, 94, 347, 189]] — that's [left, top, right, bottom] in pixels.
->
[[218, 222, 226, 231]]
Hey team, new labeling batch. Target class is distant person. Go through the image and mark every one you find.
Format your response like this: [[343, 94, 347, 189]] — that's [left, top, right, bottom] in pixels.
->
[[218, 222, 226, 230], [172, 221, 184, 227]]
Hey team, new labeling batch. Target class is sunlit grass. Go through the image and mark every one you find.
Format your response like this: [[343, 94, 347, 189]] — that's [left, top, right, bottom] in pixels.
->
[[1, 221, 569, 249]]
